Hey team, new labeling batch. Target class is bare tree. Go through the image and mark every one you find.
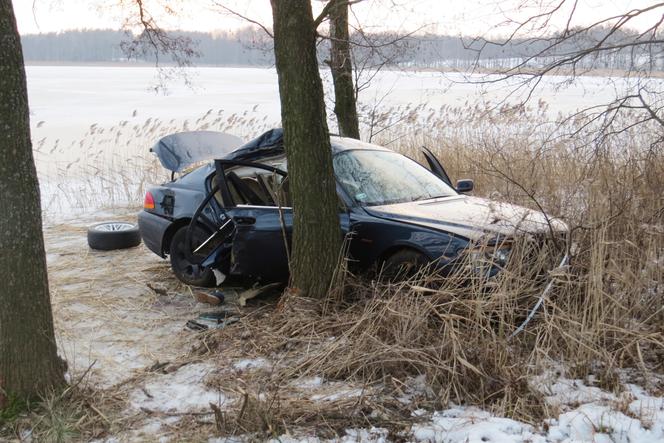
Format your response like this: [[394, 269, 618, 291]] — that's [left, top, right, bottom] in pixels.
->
[[270, 0, 342, 298], [212, 0, 417, 138], [326, 0, 360, 138], [0, 0, 65, 407], [116, 0, 201, 91], [468, 1, 664, 144], [120, 0, 343, 297]]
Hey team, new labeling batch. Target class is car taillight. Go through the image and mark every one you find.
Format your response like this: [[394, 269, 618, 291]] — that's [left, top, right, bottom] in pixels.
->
[[144, 191, 155, 210]]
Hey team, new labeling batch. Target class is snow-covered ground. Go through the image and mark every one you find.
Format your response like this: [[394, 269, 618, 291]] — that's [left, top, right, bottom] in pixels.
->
[[410, 379, 664, 442]]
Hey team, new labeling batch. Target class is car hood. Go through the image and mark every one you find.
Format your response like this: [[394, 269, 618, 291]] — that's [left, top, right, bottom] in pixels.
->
[[364, 195, 568, 241], [151, 131, 244, 172]]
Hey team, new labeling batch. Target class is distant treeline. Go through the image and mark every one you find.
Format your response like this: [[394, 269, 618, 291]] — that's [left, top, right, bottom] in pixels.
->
[[21, 27, 664, 71], [21, 28, 273, 65]]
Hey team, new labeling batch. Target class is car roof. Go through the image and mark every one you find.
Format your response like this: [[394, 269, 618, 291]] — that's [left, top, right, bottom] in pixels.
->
[[222, 128, 390, 162]]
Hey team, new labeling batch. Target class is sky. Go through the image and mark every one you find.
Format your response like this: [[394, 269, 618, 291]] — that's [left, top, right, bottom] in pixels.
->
[[12, 0, 664, 37]]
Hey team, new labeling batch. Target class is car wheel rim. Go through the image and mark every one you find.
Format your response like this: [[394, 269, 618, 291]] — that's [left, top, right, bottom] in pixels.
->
[[96, 222, 135, 231]]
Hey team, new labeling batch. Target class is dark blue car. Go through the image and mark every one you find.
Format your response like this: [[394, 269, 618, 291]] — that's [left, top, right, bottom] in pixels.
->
[[138, 129, 567, 287]]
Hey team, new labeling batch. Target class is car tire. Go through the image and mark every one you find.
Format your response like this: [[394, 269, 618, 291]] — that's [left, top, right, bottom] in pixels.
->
[[169, 227, 216, 287], [381, 249, 429, 281], [87, 222, 141, 250]]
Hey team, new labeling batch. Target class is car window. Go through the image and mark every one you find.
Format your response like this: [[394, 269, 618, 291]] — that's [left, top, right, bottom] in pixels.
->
[[333, 150, 457, 206]]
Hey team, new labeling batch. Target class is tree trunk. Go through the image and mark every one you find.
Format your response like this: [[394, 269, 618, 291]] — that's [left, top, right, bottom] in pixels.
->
[[270, 0, 342, 298], [329, 1, 360, 139], [0, 0, 65, 406]]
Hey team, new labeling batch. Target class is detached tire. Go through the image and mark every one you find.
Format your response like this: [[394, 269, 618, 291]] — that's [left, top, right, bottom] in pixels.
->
[[87, 222, 141, 251]]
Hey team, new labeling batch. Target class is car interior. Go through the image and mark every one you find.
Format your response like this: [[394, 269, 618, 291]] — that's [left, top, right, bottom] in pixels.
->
[[212, 157, 291, 208]]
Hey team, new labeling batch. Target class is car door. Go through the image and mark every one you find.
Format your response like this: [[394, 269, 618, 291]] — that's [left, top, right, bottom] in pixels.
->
[[214, 159, 293, 282], [421, 147, 453, 187], [226, 168, 353, 282], [189, 158, 353, 283]]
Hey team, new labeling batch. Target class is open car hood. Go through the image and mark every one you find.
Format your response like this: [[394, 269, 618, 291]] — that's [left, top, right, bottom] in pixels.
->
[[151, 131, 244, 172]]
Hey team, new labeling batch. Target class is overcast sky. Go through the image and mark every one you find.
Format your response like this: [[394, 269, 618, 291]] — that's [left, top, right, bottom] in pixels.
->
[[12, 0, 663, 37]]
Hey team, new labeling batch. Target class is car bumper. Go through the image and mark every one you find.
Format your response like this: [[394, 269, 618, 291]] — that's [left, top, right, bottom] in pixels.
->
[[138, 210, 172, 258]]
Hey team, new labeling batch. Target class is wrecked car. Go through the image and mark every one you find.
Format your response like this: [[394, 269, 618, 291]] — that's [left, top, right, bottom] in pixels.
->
[[138, 128, 568, 287]]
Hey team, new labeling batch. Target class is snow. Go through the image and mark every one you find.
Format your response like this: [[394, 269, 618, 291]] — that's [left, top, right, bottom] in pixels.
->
[[25, 66, 651, 137], [548, 403, 664, 443], [410, 373, 664, 443], [411, 408, 541, 443], [209, 427, 390, 443], [310, 387, 364, 402], [537, 375, 617, 407], [233, 358, 269, 371], [293, 376, 325, 389], [129, 362, 225, 413]]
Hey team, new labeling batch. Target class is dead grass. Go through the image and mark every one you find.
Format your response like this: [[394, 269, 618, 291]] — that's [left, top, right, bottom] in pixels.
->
[[199, 101, 664, 439], [22, 100, 664, 440], [35, 108, 277, 218]]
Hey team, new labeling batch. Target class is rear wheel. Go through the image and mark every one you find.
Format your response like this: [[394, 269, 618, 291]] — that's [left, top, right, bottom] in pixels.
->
[[381, 249, 429, 281], [169, 227, 215, 287]]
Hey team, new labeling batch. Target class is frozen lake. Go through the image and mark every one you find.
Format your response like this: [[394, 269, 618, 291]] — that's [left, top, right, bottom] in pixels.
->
[[25, 65, 647, 217], [26, 65, 636, 142]]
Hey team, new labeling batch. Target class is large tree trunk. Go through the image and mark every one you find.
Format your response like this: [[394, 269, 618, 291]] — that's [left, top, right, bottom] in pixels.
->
[[329, 1, 360, 139], [270, 0, 342, 298], [0, 0, 64, 406]]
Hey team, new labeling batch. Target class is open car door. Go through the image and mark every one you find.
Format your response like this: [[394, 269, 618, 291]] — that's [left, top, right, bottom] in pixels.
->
[[421, 147, 474, 193], [421, 146, 453, 187], [185, 158, 292, 283]]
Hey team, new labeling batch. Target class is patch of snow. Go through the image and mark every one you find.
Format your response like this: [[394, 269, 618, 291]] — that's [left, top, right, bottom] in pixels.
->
[[411, 407, 542, 442], [233, 358, 269, 371], [341, 427, 389, 443], [537, 375, 617, 407], [410, 375, 664, 443], [310, 388, 364, 402], [546, 403, 664, 443], [210, 427, 389, 443], [129, 363, 225, 413], [293, 376, 324, 389]]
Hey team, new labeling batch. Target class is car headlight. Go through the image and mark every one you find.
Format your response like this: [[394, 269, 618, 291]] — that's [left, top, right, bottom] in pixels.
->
[[466, 244, 512, 275]]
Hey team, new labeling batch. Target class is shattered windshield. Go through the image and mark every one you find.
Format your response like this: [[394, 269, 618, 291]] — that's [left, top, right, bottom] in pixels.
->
[[333, 150, 457, 206]]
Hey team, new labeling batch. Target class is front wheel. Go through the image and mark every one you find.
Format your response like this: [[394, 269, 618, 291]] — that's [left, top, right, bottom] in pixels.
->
[[169, 227, 215, 287], [381, 249, 429, 281]]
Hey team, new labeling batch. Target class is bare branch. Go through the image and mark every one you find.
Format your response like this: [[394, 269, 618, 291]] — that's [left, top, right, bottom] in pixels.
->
[[313, 0, 365, 29], [212, 2, 274, 38]]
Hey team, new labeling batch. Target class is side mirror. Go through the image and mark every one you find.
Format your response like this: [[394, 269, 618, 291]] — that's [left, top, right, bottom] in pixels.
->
[[455, 179, 474, 193]]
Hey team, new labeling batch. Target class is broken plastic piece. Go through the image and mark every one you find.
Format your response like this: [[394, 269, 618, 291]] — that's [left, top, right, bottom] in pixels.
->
[[237, 282, 282, 306], [194, 290, 225, 306], [185, 311, 239, 331]]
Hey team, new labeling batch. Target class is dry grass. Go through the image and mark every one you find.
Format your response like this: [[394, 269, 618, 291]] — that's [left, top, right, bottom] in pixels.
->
[[35, 108, 277, 217], [200, 101, 664, 438], [19, 100, 664, 440]]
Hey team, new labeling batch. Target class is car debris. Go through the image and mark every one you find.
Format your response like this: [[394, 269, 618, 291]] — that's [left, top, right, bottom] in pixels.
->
[[194, 289, 226, 305], [237, 282, 282, 306], [185, 311, 239, 331]]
